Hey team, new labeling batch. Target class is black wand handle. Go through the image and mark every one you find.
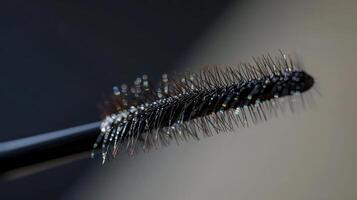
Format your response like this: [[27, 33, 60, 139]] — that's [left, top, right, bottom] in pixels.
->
[[0, 122, 101, 177]]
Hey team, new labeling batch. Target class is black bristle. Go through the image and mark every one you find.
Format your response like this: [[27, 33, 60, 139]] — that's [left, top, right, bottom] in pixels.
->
[[93, 52, 315, 163]]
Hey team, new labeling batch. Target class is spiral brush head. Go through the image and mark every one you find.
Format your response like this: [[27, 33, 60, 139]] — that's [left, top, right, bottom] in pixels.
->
[[92, 52, 315, 163]]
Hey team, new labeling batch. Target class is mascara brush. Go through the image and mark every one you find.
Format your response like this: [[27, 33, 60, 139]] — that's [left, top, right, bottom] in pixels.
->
[[0, 51, 315, 178]]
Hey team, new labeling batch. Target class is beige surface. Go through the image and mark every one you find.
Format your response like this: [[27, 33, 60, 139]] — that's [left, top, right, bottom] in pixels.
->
[[67, 0, 357, 199]]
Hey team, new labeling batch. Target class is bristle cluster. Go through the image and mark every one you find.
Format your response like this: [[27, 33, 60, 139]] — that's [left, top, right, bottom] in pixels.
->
[[92, 52, 315, 163]]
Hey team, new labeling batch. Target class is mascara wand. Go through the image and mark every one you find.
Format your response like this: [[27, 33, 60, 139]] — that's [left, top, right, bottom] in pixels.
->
[[0, 52, 316, 179]]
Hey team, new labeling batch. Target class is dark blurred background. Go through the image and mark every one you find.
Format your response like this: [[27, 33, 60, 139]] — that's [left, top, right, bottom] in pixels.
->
[[0, 1, 234, 199]]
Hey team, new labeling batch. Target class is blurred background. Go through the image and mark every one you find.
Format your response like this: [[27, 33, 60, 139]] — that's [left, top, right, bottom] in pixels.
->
[[0, 0, 356, 199]]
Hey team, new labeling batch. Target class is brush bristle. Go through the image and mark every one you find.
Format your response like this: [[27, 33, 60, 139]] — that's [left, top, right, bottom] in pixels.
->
[[92, 51, 316, 163]]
